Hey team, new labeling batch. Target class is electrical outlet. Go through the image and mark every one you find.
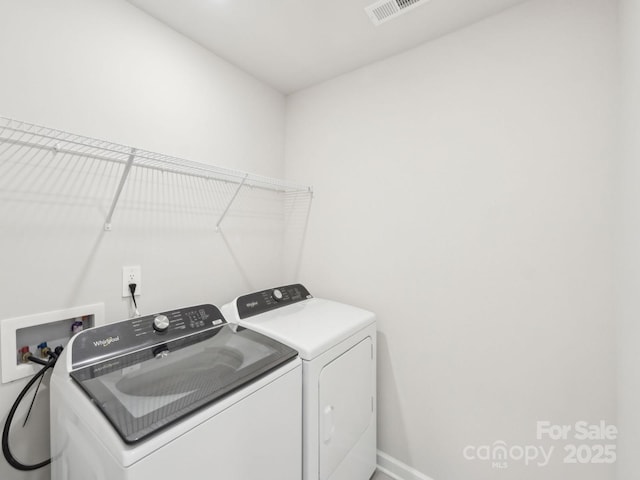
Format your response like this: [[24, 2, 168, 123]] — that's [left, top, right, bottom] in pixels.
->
[[122, 266, 142, 297]]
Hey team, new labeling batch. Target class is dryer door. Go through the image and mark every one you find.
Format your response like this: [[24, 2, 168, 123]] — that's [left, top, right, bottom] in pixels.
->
[[318, 337, 374, 480]]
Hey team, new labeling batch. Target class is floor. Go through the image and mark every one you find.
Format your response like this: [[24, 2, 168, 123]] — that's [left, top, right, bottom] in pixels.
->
[[371, 471, 393, 480]]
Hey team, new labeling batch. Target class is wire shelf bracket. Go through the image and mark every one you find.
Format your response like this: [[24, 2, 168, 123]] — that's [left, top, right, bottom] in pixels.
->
[[216, 173, 248, 231], [104, 148, 136, 231]]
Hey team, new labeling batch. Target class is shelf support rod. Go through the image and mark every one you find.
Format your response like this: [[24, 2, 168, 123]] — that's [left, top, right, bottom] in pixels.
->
[[104, 148, 137, 231], [216, 174, 248, 231]]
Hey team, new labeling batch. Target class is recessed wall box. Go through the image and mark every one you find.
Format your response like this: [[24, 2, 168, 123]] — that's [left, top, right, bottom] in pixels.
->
[[1, 303, 105, 383]]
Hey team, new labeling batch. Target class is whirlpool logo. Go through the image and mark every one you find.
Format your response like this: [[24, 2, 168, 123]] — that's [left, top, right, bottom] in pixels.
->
[[93, 336, 120, 348]]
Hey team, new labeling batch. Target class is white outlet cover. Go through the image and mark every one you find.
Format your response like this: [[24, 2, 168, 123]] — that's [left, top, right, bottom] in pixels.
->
[[122, 265, 142, 297]]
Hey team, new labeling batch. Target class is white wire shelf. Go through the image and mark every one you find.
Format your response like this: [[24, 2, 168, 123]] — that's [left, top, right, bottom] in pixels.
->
[[0, 116, 313, 230]]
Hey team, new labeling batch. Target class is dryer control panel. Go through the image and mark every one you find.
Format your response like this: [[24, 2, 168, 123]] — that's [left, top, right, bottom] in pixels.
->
[[237, 284, 312, 319], [71, 304, 226, 369]]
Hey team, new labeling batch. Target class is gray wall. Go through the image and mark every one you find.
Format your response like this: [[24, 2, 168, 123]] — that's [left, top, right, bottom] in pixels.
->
[[617, 0, 640, 478], [284, 0, 618, 478], [0, 1, 288, 479]]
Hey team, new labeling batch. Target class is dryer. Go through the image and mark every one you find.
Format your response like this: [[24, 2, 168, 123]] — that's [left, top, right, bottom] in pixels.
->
[[222, 284, 376, 480], [50, 303, 302, 480]]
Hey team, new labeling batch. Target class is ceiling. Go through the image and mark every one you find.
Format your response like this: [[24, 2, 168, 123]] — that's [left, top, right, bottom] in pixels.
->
[[128, 0, 528, 94]]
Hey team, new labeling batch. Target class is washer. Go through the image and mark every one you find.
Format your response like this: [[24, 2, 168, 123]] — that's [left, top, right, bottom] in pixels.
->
[[222, 284, 376, 480], [50, 303, 302, 480]]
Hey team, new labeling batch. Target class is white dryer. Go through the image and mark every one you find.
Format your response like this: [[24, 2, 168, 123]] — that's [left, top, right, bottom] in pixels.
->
[[50, 303, 302, 480], [223, 284, 376, 480]]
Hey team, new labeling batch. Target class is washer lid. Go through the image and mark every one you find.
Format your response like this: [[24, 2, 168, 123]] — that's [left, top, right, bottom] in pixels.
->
[[70, 321, 297, 444], [228, 296, 375, 360]]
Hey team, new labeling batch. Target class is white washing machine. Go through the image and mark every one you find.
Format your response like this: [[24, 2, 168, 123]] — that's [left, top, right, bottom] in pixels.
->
[[222, 284, 377, 480], [50, 303, 302, 480]]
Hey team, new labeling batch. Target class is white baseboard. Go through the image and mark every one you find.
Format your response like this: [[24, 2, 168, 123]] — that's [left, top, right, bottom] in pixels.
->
[[376, 450, 435, 480]]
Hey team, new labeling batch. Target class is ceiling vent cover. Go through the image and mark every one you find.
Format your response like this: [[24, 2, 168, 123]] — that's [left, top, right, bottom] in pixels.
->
[[365, 0, 429, 26]]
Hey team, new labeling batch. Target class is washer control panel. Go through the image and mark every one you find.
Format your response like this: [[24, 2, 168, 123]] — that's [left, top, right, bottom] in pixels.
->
[[237, 284, 312, 319], [71, 304, 226, 369]]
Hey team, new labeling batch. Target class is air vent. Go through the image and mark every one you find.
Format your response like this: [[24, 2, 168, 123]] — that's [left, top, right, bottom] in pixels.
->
[[365, 0, 430, 26]]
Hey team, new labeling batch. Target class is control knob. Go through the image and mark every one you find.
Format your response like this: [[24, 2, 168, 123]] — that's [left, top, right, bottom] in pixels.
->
[[153, 315, 170, 333], [272, 288, 284, 302]]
